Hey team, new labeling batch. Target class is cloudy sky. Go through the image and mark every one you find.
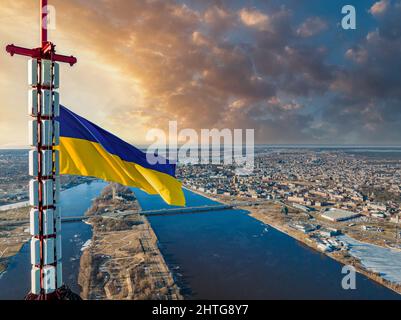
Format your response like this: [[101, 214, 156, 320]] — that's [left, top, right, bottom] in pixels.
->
[[0, 0, 400, 147]]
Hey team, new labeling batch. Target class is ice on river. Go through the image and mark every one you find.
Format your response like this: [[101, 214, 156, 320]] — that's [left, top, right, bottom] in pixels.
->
[[338, 235, 401, 284]]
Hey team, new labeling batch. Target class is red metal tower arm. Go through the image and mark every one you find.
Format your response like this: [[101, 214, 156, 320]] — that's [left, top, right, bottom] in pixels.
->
[[6, 44, 40, 58], [5, 44, 77, 66], [5, 0, 77, 66], [52, 53, 77, 66]]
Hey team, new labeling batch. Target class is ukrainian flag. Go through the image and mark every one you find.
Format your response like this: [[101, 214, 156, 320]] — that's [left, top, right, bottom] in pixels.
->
[[57, 106, 185, 206]]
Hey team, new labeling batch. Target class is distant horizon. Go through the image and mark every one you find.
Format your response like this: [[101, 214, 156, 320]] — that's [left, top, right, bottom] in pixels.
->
[[2, 144, 401, 151]]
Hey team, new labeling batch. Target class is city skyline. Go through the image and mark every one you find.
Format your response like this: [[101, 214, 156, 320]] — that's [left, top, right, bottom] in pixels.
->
[[1, 0, 400, 147]]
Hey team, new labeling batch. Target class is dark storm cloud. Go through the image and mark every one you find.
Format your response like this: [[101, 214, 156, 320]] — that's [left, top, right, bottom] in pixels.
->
[[18, 0, 399, 145], [322, 0, 401, 144]]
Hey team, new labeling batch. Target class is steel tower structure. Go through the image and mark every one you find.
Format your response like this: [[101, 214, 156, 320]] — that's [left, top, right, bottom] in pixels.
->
[[5, 0, 77, 300]]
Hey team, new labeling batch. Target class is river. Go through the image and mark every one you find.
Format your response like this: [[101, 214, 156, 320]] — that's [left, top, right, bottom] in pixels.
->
[[0, 182, 399, 299], [133, 188, 400, 300], [0, 181, 106, 300]]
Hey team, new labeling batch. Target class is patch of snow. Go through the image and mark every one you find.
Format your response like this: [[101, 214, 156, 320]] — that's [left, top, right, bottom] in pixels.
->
[[338, 235, 401, 284], [80, 239, 92, 252], [0, 201, 29, 212]]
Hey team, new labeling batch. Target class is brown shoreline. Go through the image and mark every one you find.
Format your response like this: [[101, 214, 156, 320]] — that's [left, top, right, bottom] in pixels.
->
[[78, 184, 182, 300], [0, 208, 30, 275]]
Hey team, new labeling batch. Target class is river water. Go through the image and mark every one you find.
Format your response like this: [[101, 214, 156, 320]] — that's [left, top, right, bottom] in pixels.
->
[[134, 188, 400, 300], [0, 182, 399, 299], [0, 181, 106, 300]]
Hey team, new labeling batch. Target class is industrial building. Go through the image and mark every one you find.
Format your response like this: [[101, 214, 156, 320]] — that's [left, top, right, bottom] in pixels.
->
[[289, 222, 318, 234], [320, 209, 361, 222]]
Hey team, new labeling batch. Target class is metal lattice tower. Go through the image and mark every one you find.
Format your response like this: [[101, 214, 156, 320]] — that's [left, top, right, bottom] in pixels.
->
[[5, 0, 77, 299]]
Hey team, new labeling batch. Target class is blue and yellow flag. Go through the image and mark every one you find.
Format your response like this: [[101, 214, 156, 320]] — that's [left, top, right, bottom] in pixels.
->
[[57, 106, 185, 206]]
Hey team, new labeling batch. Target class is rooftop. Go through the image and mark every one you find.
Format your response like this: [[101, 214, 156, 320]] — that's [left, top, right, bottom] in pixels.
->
[[321, 209, 361, 222]]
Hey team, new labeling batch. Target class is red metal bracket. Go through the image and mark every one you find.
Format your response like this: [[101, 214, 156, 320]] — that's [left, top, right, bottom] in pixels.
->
[[6, 44, 40, 58], [5, 44, 77, 66]]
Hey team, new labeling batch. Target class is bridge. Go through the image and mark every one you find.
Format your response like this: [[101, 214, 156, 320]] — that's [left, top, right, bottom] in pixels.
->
[[60, 216, 91, 223], [0, 200, 266, 226], [0, 216, 92, 227], [58, 202, 257, 221], [106, 200, 265, 218], [139, 204, 234, 216]]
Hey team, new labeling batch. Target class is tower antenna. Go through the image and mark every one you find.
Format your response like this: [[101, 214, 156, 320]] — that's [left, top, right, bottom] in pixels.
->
[[5, 0, 78, 300]]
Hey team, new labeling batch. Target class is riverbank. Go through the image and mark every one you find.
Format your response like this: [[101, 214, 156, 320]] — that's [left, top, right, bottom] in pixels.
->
[[0, 207, 30, 275], [78, 184, 182, 300], [249, 207, 401, 295], [188, 187, 401, 295], [0, 177, 97, 276]]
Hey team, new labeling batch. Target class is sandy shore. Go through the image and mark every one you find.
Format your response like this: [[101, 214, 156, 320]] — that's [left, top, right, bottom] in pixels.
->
[[78, 185, 182, 300]]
